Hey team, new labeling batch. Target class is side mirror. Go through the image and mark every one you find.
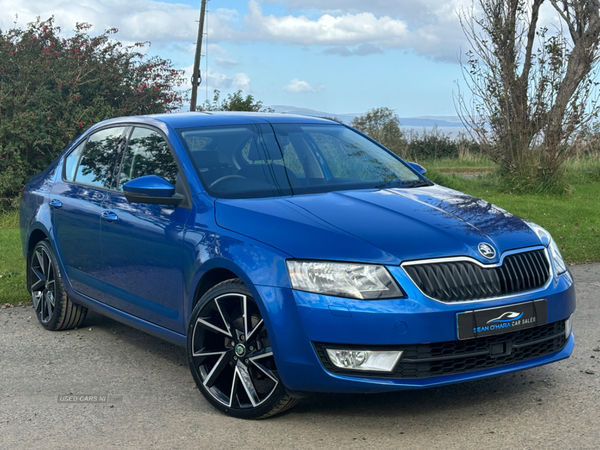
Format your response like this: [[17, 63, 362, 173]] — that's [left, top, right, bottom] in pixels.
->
[[123, 175, 183, 206], [407, 162, 427, 175]]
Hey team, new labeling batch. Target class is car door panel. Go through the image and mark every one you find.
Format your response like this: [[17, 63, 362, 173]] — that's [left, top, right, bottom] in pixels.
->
[[99, 126, 190, 333], [99, 193, 190, 332], [50, 126, 128, 301], [50, 182, 105, 300]]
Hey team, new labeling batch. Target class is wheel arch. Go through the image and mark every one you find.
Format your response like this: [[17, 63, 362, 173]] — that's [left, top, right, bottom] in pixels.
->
[[28, 228, 49, 254], [186, 258, 269, 329], [193, 267, 240, 306]]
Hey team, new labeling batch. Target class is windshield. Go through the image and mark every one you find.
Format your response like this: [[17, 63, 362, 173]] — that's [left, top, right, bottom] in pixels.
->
[[177, 123, 428, 199]]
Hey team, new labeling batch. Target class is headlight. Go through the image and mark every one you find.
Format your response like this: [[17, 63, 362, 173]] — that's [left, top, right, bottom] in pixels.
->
[[525, 221, 567, 275], [525, 221, 551, 245], [549, 239, 567, 275], [286, 261, 404, 300]]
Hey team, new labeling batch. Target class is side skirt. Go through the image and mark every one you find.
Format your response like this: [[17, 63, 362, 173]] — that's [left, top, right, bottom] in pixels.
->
[[67, 289, 187, 347]]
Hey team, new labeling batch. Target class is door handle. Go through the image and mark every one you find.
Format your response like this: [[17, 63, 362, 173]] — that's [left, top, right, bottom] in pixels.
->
[[101, 211, 118, 222], [49, 199, 62, 209]]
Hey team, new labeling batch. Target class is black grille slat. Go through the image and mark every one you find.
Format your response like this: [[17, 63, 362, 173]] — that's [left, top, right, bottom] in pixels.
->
[[505, 257, 518, 292], [533, 250, 550, 281], [522, 252, 538, 287], [523, 253, 538, 288], [513, 255, 527, 290], [404, 249, 550, 302], [314, 320, 567, 380]]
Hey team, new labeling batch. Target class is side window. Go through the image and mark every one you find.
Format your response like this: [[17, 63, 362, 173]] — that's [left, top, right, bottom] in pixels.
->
[[75, 127, 127, 188], [118, 127, 178, 188], [63, 141, 85, 181]]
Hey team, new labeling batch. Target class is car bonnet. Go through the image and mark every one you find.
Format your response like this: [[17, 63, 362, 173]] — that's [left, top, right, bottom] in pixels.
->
[[214, 185, 542, 264]]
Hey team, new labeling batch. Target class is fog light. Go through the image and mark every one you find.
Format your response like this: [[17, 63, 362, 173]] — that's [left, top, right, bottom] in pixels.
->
[[565, 317, 572, 339], [325, 349, 403, 372]]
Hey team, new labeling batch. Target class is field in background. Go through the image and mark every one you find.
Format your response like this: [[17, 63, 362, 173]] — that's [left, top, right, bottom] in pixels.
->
[[423, 156, 600, 264]]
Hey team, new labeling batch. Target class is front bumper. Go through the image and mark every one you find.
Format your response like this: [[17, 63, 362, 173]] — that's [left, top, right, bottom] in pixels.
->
[[255, 268, 575, 394]]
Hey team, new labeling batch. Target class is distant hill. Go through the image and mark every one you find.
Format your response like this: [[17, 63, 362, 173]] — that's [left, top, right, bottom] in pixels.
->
[[268, 105, 467, 135]]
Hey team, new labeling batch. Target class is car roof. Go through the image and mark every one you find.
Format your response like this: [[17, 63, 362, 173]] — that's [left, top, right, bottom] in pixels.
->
[[102, 112, 340, 129]]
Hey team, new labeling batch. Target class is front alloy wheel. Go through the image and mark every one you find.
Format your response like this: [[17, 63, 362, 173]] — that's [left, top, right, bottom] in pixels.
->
[[187, 279, 299, 419]]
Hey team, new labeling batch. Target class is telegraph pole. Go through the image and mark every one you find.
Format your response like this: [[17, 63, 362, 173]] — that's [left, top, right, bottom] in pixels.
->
[[190, 0, 207, 112]]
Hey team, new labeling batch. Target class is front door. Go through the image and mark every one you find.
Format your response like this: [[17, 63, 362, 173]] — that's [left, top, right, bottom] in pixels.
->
[[99, 126, 191, 333]]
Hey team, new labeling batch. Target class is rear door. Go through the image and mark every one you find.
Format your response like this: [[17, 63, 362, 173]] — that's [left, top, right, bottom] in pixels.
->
[[99, 126, 191, 333], [50, 126, 128, 300]]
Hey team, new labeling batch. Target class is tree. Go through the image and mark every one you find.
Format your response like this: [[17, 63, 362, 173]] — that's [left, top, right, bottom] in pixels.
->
[[456, 0, 600, 188], [0, 18, 185, 207], [199, 89, 273, 112], [350, 107, 408, 157]]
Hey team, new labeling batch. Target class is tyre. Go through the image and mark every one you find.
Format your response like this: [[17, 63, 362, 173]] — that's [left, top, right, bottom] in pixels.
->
[[187, 279, 299, 419], [29, 240, 88, 331]]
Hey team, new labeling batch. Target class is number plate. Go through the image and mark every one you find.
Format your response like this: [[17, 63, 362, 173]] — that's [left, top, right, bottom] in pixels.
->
[[457, 300, 547, 340]]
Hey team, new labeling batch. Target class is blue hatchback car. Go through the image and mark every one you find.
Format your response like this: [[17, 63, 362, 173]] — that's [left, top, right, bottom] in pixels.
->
[[20, 113, 575, 418]]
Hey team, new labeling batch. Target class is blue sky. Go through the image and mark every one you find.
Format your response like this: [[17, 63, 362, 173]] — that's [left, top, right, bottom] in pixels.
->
[[1, 0, 556, 116]]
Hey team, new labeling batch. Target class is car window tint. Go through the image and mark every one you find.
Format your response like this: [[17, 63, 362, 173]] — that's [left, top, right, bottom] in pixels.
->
[[63, 141, 85, 181], [240, 139, 305, 176], [275, 124, 421, 187], [75, 127, 127, 188], [119, 127, 178, 188], [178, 125, 292, 198]]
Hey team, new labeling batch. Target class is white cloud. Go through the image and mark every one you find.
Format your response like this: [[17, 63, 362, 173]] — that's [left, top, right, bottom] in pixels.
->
[[0, 0, 472, 62], [324, 43, 383, 57], [0, 0, 240, 44], [233, 73, 251, 91], [283, 78, 325, 94], [252, 0, 471, 61], [260, 0, 468, 24], [205, 69, 251, 92], [215, 58, 240, 69], [206, 44, 240, 68], [179, 66, 251, 92], [207, 44, 229, 57], [244, 0, 408, 47]]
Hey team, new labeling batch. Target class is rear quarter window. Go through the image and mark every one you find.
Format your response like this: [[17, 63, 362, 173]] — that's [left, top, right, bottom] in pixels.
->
[[63, 141, 86, 181]]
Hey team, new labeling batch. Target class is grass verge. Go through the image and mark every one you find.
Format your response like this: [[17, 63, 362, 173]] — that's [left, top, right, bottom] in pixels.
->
[[427, 172, 600, 264], [0, 210, 29, 305]]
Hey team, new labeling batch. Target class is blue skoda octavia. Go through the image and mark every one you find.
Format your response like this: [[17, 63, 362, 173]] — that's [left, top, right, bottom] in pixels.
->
[[20, 113, 575, 419]]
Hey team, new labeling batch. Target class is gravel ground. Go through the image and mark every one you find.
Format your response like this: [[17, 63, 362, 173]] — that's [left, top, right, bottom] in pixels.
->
[[1, 264, 599, 450]]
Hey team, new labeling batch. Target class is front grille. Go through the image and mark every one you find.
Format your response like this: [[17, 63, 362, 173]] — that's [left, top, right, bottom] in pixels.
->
[[403, 249, 550, 302], [314, 320, 567, 379]]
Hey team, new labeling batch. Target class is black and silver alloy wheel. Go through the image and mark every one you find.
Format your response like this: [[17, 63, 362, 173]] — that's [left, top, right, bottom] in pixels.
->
[[29, 240, 87, 331], [187, 279, 299, 419], [31, 244, 56, 323]]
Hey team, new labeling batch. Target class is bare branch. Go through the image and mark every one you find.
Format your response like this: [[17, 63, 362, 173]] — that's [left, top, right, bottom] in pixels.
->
[[550, 0, 578, 41]]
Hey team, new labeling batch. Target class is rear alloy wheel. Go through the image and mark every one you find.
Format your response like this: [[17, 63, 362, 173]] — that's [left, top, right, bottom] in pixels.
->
[[187, 279, 299, 419], [30, 240, 87, 331]]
